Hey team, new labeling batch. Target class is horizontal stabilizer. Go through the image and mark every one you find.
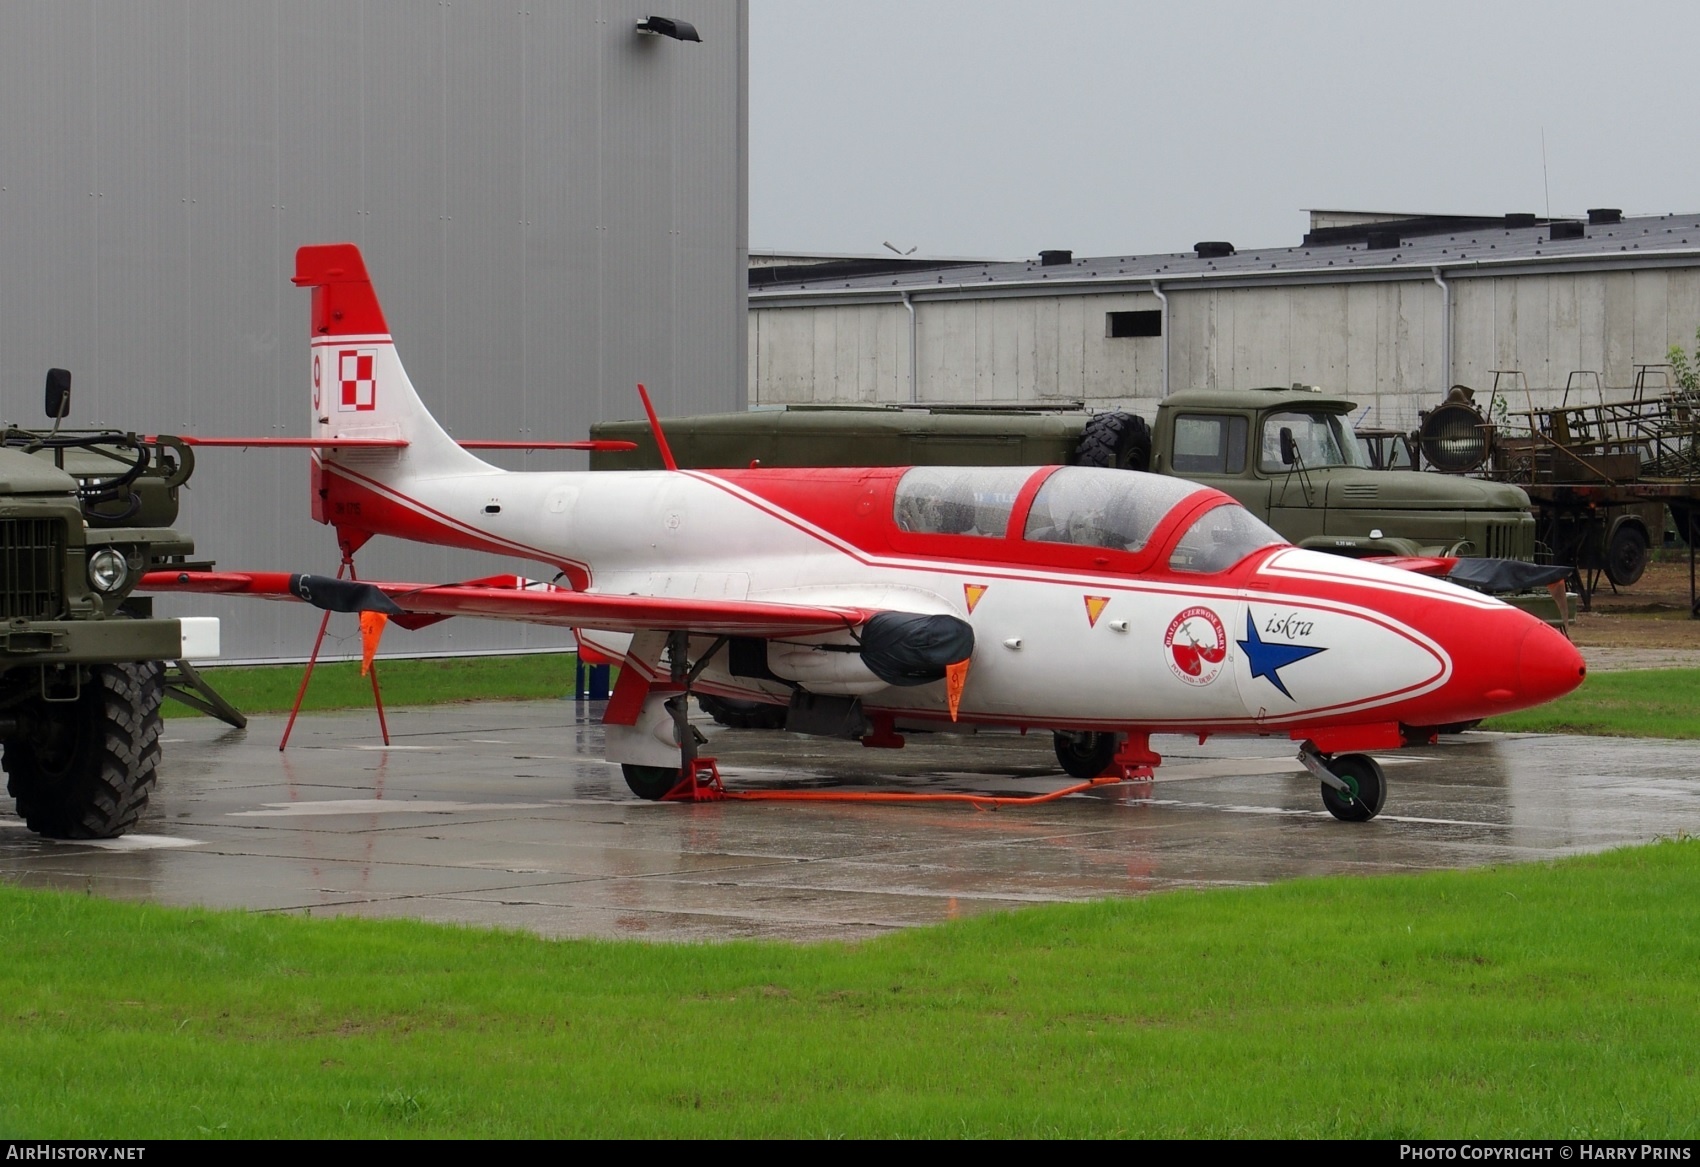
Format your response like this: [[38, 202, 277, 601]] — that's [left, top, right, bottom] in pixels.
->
[[149, 436, 636, 451]]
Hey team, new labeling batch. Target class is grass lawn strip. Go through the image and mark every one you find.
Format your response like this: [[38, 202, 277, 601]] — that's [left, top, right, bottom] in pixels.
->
[[1482, 668, 1700, 738], [3, 839, 1697, 1138], [166, 654, 587, 718]]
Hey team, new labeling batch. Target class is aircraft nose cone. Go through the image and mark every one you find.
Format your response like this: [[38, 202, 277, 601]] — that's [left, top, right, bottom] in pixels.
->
[[1515, 620, 1587, 706]]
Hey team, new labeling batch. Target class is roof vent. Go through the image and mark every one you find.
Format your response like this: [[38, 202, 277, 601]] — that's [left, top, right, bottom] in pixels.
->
[[1588, 207, 1623, 225], [1366, 230, 1401, 250], [1550, 220, 1585, 241], [1194, 241, 1235, 259], [1505, 212, 1538, 228], [1038, 249, 1073, 267]]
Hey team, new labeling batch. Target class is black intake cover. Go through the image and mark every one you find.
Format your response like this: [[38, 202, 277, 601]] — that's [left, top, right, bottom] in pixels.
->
[[1447, 558, 1570, 593], [859, 612, 975, 687]]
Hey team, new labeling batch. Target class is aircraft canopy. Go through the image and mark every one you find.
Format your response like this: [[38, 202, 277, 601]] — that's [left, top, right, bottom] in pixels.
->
[[891, 464, 1284, 572]]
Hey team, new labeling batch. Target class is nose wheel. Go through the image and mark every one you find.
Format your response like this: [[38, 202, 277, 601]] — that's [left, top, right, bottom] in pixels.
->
[[1298, 744, 1387, 822]]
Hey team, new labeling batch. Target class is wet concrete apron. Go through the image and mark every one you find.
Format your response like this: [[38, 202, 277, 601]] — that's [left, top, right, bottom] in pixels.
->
[[2, 700, 1695, 942]]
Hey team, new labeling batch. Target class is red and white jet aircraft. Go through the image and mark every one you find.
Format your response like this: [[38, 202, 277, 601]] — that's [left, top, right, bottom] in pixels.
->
[[144, 244, 1587, 820]]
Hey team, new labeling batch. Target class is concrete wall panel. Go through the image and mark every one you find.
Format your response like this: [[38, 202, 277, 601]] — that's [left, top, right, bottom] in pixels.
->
[[0, 0, 748, 661], [751, 258, 1700, 429]]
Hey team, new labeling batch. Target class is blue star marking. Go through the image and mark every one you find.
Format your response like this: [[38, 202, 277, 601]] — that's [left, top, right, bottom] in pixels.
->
[[1238, 611, 1326, 700]]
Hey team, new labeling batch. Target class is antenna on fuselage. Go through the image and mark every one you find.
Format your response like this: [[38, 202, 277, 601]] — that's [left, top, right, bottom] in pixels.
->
[[635, 383, 679, 472]]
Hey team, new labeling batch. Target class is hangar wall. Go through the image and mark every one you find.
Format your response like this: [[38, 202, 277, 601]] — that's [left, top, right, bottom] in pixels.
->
[[0, 0, 748, 662], [750, 263, 1700, 433]]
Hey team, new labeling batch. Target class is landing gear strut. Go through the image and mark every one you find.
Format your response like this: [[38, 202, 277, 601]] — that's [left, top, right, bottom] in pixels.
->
[[1298, 742, 1387, 822], [617, 631, 729, 802]]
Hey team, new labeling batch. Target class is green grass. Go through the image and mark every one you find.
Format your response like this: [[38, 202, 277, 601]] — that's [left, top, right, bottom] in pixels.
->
[[166, 654, 587, 718], [5, 839, 1700, 1137], [1483, 668, 1700, 738]]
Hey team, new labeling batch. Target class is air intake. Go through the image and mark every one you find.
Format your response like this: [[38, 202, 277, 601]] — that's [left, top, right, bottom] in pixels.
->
[[1039, 249, 1073, 267], [1550, 220, 1585, 240], [1505, 212, 1538, 228], [1194, 241, 1235, 259], [1588, 208, 1623, 225], [1366, 230, 1401, 250]]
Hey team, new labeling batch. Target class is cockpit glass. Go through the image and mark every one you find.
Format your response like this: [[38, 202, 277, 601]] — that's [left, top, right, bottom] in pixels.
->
[[893, 466, 1033, 537], [1022, 466, 1204, 552], [1168, 504, 1286, 574], [1258, 410, 1367, 472]]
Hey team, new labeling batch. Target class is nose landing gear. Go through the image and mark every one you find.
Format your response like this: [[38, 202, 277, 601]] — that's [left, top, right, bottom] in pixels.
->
[[1298, 742, 1387, 822]]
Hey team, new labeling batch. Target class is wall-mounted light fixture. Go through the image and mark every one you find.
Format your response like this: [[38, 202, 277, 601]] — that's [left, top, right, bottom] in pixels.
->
[[635, 16, 701, 42]]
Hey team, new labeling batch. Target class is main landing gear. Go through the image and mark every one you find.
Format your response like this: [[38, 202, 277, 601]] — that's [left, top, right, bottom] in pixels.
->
[[1052, 731, 1119, 780], [1298, 742, 1387, 822], [615, 631, 729, 803]]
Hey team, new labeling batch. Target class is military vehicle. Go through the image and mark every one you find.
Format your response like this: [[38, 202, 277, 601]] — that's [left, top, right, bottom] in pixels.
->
[[1417, 380, 1671, 598], [1146, 387, 1535, 561], [593, 388, 1536, 561], [0, 370, 217, 838]]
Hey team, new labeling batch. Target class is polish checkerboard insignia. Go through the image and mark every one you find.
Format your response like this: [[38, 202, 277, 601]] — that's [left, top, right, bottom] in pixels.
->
[[338, 349, 377, 412]]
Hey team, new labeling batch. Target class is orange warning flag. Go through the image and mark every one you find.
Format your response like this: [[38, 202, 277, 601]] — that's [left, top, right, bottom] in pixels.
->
[[1084, 595, 1111, 627], [359, 610, 389, 676], [964, 583, 988, 613], [945, 658, 970, 721]]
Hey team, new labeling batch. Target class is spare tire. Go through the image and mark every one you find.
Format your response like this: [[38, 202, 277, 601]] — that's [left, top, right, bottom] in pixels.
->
[[1074, 412, 1152, 472]]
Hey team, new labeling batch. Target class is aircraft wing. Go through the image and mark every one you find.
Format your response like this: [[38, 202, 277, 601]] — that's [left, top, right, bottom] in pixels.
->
[[138, 570, 876, 638]]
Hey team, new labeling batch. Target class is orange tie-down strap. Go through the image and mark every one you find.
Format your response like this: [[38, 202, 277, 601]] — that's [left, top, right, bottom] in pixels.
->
[[667, 773, 1145, 808]]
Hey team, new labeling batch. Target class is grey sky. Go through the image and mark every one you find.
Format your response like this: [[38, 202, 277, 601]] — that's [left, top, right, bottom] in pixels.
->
[[750, 0, 1700, 260]]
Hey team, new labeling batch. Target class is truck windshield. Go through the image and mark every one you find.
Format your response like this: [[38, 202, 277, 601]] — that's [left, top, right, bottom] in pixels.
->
[[1258, 410, 1367, 472], [1023, 466, 1205, 552]]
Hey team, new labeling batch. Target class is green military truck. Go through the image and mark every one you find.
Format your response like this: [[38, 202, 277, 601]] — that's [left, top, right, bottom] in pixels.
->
[[0, 371, 215, 839], [1149, 386, 1535, 560], [591, 387, 1536, 561]]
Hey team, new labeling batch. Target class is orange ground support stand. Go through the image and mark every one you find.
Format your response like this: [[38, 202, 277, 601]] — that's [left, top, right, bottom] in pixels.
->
[[278, 547, 391, 751], [658, 759, 1143, 809]]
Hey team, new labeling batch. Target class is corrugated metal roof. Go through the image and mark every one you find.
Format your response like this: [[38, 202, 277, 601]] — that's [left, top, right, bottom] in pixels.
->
[[751, 211, 1700, 305]]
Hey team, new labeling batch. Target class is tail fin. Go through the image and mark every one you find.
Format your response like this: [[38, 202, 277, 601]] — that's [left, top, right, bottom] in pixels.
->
[[294, 243, 486, 470], [293, 244, 489, 529]]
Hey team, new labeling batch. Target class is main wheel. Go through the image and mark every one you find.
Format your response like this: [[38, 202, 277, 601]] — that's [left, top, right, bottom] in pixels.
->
[[1318, 753, 1386, 822], [4, 661, 164, 839], [1605, 523, 1650, 587], [621, 763, 681, 801], [1053, 731, 1118, 779], [1073, 412, 1152, 472], [696, 694, 788, 730]]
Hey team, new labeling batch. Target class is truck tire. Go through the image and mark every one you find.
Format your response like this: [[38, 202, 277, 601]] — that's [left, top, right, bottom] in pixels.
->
[[1074, 412, 1152, 472], [1605, 521, 1649, 587], [3, 661, 164, 839], [696, 693, 788, 730]]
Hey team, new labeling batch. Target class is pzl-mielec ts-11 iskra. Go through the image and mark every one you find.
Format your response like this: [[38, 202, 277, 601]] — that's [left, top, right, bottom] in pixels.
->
[[144, 244, 1586, 820]]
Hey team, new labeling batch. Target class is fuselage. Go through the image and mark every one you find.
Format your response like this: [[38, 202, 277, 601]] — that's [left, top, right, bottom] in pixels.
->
[[317, 452, 1586, 740]]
